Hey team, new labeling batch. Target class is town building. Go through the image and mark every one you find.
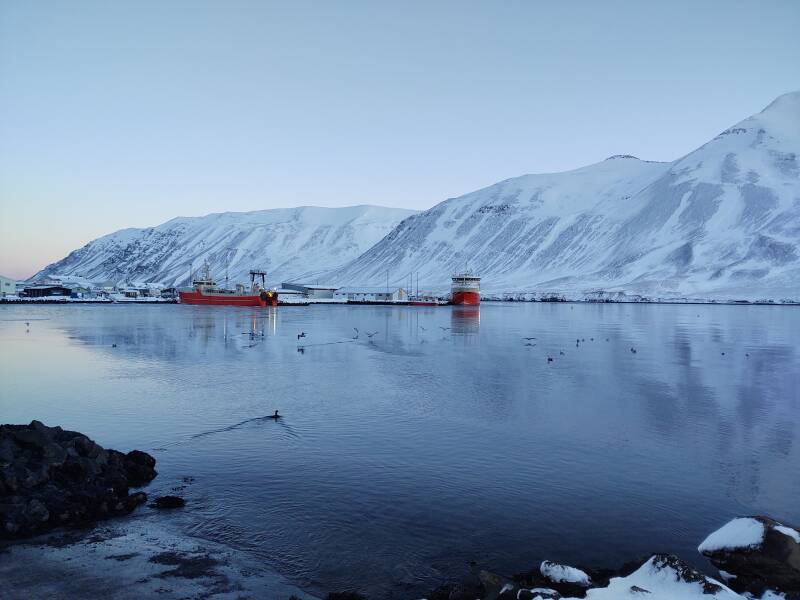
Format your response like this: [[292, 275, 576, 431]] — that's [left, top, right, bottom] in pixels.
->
[[0, 275, 16, 298], [280, 283, 339, 299], [333, 287, 408, 303], [22, 284, 72, 297]]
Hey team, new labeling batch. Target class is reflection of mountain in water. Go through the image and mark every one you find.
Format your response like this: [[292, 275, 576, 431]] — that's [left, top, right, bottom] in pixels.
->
[[54, 304, 799, 533], [65, 306, 280, 362], [13, 302, 799, 598]]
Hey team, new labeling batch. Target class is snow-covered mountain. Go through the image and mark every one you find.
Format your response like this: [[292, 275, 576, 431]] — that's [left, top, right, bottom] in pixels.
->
[[332, 92, 800, 300], [35, 205, 416, 287]]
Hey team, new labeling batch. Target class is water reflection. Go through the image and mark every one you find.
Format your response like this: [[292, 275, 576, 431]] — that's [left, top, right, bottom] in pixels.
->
[[0, 302, 798, 599], [450, 305, 480, 335]]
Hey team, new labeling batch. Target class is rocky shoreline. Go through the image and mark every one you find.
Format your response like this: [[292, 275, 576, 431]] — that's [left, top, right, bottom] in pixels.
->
[[0, 421, 157, 539], [416, 514, 800, 599], [2, 421, 798, 600]]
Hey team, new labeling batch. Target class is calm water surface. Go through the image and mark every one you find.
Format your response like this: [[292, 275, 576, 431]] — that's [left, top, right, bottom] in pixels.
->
[[1, 303, 798, 597]]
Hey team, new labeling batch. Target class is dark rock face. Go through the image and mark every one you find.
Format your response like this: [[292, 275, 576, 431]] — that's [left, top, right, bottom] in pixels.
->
[[649, 554, 727, 594], [153, 495, 185, 509], [0, 420, 157, 539], [700, 515, 800, 596]]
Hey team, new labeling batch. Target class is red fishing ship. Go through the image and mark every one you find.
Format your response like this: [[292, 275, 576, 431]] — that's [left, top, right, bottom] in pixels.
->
[[450, 271, 480, 305], [179, 263, 278, 307]]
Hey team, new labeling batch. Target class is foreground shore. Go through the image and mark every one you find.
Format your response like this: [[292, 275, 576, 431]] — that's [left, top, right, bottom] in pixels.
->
[[0, 514, 318, 599], [2, 421, 798, 600]]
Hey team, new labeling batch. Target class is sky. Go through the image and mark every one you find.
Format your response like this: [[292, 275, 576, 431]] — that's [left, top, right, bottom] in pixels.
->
[[1, 1, 799, 279]]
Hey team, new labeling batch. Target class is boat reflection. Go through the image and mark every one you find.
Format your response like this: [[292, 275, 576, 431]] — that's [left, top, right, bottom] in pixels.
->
[[450, 305, 480, 335]]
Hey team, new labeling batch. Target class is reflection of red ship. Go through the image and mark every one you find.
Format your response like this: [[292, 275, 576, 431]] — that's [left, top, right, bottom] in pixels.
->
[[451, 305, 480, 334], [179, 263, 278, 307], [450, 272, 480, 305]]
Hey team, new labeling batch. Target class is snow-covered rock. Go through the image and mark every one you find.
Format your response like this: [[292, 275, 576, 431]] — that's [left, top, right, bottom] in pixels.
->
[[699, 516, 800, 596], [699, 518, 767, 553], [331, 92, 800, 301], [579, 554, 741, 599], [540, 561, 592, 586], [33, 205, 416, 288]]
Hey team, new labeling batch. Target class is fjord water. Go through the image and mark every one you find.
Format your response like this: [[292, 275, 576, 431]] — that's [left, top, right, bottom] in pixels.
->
[[1, 303, 798, 597]]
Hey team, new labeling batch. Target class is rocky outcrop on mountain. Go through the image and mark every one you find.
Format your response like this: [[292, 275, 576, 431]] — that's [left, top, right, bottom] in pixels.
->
[[0, 420, 157, 539]]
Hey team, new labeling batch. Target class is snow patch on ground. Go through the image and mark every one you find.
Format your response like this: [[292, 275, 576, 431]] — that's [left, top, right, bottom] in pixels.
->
[[580, 555, 740, 599], [698, 518, 766, 553], [540, 560, 591, 585], [774, 524, 800, 543]]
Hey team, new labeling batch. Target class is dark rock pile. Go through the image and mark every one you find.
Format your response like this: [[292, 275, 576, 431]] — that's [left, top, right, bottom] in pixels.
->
[[0, 420, 157, 539], [700, 515, 800, 597]]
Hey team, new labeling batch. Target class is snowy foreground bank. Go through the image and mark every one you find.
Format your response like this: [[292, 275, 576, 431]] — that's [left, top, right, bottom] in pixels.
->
[[421, 516, 799, 600]]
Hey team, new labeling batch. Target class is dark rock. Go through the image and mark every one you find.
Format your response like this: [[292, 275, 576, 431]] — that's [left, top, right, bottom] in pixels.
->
[[699, 515, 800, 595], [123, 450, 157, 485], [479, 569, 517, 599], [0, 421, 157, 540], [326, 592, 368, 600], [649, 554, 726, 594], [153, 495, 185, 509], [517, 590, 561, 600], [427, 573, 484, 600]]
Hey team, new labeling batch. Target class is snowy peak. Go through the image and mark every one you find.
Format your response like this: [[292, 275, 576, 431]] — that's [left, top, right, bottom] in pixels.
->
[[332, 92, 800, 300]]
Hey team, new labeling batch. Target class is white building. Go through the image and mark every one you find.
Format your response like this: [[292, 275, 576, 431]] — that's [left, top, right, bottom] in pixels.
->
[[0, 275, 16, 298], [281, 283, 339, 299], [333, 287, 408, 303]]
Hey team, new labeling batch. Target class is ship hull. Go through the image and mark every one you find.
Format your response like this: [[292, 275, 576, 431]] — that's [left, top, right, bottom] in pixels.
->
[[179, 290, 278, 307], [450, 290, 480, 305]]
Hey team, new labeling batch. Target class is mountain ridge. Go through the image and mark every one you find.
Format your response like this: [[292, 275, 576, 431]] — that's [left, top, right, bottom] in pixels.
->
[[34, 205, 417, 287], [36, 92, 800, 300], [328, 91, 800, 300]]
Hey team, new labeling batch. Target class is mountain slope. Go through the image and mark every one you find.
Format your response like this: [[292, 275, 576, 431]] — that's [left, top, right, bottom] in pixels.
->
[[35, 205, 416, 287], [331, 92, 800, 300]]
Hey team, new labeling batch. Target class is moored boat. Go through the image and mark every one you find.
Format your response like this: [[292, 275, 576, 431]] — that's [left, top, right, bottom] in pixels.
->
[[179, 264, 278, 307], [450, 271, 480, 305], [408, 293, 440, 306]]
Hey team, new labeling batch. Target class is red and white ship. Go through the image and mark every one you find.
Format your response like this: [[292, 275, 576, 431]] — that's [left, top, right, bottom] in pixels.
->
[[179, 263, 278, 307], [450, 271, 480, 305]]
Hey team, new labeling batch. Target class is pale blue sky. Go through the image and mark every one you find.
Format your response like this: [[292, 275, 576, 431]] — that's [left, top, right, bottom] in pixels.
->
[[1, 0, 799, 279]]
